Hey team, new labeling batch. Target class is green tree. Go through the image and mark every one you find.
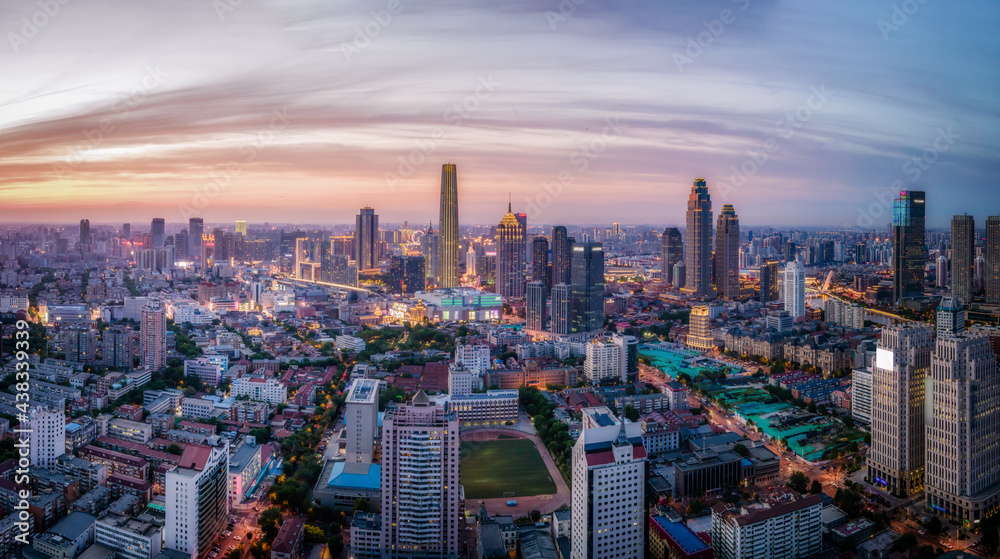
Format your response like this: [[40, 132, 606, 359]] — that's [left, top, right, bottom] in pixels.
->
[[303, 525, 326, 544], [892, 532, 918, 552], [789, 471, 809, 493], [249, 428, 271, 444], [687, 498, 704, 515], [623, 405, 640, 422], [925, 515, 942, 536], [352, 498, 371, 513], [166, 443, 183, 455], [809, 479, 822, 495], [732, 443, 749, 457]]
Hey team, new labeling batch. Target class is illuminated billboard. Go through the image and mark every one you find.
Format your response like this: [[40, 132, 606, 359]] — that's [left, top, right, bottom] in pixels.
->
[[876, 348, 894, 371]]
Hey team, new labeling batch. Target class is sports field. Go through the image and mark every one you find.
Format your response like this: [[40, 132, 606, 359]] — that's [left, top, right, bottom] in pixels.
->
[[460, 439, 557, 499]]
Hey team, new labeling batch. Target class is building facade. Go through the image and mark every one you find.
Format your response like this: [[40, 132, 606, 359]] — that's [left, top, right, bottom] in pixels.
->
[[570, 419, 647, 559], [496, 204, 527, 299], [925, 334, 1000, 523], [867, 325, 933, 496], [892, 190, 926, 304], [140, 302, 166, 371], [438, 163, 460, 288], [379, 392, 460, 558], [682, 178, 714, 298], [165, 442, 229, 559], [661, 227, 683, 287], [714, 204, 740, 299], [571, 242, 605, 333]]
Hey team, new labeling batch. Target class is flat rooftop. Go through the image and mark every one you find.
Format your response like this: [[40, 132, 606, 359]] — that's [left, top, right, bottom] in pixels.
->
[[347, 379, 380, 404]]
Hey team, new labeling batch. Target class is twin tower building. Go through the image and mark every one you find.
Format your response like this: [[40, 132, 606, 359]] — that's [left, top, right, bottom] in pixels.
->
[[661, 178, 741, 300]]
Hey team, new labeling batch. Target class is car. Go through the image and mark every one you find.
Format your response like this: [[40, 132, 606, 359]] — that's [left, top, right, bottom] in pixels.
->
[[209, 553, 217, 558], [234, 536, 242, 542], [229, 546, 236, 551], [919, 530, 926, 535]]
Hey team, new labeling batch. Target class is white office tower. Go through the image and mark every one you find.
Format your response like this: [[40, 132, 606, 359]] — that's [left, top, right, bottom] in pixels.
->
[[711, 489, 823, 559], [345, 379, 380, 464], [571, 418, 647, 559], [936, 297, 967, 337], [936, 254, 949, 288], [783, 261, 806, 318], [29, 406, 66, 469], [454, 344, 491, 377], [165, 442, 230, 559], [380, 391, 460, 558], [867, 325, 933, 496], [447, 363, 477, 396], [925, 334, 1000, 523], [584, 338, 622, 384], [851, 368, 873, 425]]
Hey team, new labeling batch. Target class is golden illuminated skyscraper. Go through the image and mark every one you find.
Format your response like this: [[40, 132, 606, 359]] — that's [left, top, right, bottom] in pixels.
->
[[438, 163, 459, 287], [496, 201, 526, 298], [681, 178, 714, 298], [234, 220, 247, 236]]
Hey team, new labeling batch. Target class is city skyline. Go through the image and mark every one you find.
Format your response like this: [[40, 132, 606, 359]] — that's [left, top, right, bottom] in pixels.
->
[[1, 1, 998, 226]]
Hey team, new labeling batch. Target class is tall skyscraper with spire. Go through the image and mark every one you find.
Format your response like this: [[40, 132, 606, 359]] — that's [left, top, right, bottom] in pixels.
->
[[438, 163, 459, 287], [714, 204, 740, 299], [496, 201, 527, 298], [681, 178, 714, 298], [551, 226, 573, 285], [355, 206, 379, 271], [660, 227, 682, 287], [421, 222, 439, 285], [892, 190, 926, 304]]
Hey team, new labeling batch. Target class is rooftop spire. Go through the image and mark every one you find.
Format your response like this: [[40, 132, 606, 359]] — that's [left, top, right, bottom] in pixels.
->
[[508, 192, 512, 213]]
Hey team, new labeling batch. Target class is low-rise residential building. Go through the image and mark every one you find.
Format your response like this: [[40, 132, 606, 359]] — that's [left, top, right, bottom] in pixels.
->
[[230, 376, 287, 404], [95, 513, 163, 559], [442, 390, 519, 426], [270, 517, 304, 559], [711, 490, 822, 559], [181, 397, 215, 419]]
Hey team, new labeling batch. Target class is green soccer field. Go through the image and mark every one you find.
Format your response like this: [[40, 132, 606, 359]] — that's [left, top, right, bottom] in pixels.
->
[[460, 439, 557, 499]]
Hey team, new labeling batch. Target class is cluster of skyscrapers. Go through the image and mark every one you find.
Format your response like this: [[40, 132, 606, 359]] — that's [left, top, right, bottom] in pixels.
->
[[866, 324, 1000, 523]]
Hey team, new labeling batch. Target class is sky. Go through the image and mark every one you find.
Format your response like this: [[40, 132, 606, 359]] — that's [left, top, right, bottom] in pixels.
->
[[1, 0, 998, 228]]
